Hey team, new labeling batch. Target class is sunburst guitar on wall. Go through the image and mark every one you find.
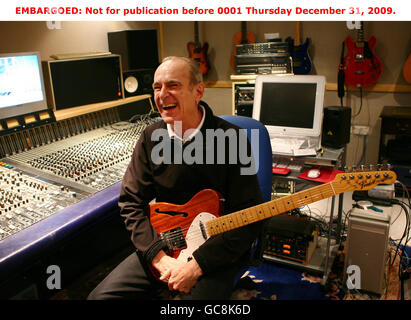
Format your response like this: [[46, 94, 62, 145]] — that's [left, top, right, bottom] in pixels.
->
[[344, 22, 382, 88], [403, 54, 411, 84], [230, 21, 257, 69], [187, 21, 210, 76]]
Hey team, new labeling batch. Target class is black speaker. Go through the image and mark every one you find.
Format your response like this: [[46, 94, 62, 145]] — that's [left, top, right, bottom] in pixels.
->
[[322, 106, 351, 148], [123, 69, 155, 97], [42, 55, 123, 110], [107, 29, 159, 71], [116, 98, 153, 121]]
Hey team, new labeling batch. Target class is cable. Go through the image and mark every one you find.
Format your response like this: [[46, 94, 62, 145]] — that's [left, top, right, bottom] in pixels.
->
[[355, 134, 367, 167], [352, 87, 363, 118]]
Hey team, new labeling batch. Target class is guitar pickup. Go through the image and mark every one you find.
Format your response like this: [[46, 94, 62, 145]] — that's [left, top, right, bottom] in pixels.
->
[[160, 227, 187, 251]]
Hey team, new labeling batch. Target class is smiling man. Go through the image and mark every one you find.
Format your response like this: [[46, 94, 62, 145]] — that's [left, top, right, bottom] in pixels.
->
[[88, 56, 263, 300], [153, 57, 204, 137]]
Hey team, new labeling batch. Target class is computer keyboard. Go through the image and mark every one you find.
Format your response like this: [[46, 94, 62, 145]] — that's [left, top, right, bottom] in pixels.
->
[[270, 138, 316, 156]]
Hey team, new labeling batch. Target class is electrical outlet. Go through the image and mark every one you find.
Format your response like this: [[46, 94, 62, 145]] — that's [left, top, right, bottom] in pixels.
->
[[351, 125, 370, 136]]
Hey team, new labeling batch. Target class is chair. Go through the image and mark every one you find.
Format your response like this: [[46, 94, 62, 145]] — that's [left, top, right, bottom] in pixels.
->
[[219, 115, 272, 202], [219, 115, 273, 288]]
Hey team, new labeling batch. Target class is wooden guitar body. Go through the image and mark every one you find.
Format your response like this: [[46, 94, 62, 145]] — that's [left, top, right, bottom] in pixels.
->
[[344, 35, 382, 87], [187, 41, 210, 76], [149, 189, 223, 261], [230, 30, 256, 69], [403, 54, 411, 84]]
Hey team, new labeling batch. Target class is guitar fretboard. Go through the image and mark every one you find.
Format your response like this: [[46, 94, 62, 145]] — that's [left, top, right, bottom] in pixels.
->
[[206, 182, 336, 236]]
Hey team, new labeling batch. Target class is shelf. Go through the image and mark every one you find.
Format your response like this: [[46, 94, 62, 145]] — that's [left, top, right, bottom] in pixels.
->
[[326, 82, 411, 93], [54, 94, 152, 121], [207, 78, 411, 94], [262, 236, 339, 282]]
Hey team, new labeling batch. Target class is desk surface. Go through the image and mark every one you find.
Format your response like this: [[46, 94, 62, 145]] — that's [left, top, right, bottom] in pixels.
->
[[273, 147, 344, 169]]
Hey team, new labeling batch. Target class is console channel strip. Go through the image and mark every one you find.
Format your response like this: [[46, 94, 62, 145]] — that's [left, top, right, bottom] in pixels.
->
[[0, 117, 159, 241]]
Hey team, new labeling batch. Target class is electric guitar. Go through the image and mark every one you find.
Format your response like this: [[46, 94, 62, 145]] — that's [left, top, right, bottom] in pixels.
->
[[403, 54, 411, 84], [146, 169, 396, 280], [344, 22, 382, 87], [286, 21, 312, 74], [187, 21, 210, 76], [230, 21, 256, 69]]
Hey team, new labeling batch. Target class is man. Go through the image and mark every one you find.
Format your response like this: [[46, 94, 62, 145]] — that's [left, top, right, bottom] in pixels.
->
[[88, 56, 263, 299]]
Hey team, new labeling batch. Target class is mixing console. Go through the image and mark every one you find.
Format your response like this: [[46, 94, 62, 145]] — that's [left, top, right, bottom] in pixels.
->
[[0, 112, 159, 241], [7, 121, 147, 193], [0, 166, 86, 241]]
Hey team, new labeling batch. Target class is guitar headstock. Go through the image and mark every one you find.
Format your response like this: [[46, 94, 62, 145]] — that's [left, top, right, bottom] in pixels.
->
[[332, 165, 397, 193]]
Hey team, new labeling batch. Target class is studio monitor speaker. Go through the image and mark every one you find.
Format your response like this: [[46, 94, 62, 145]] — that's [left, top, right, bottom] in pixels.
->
[[123, 69, 155, 97], [42, 55, 123, 110], [107, 29, 159, 71], [322, 106, 351, 149]]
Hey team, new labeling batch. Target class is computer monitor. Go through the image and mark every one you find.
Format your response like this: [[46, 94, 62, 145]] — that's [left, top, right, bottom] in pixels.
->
[[252, 74, 326, 140], [0, 52, 48, 119]]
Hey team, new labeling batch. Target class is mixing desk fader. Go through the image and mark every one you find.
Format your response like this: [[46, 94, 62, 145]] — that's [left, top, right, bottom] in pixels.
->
[[0, 114, 160, 241], [0, 165, 86, 241], [7, 121, 147, 193]]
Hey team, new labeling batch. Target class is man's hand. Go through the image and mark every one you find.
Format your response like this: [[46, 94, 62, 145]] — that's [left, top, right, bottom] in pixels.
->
[[151, 250, 184, 281], [167, 258, 203, 293], [151, 251, 203, 293]]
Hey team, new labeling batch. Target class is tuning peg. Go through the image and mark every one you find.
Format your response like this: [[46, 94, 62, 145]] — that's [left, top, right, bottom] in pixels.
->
[[386, 163, 392, 170], [351, 165, 357, 172], [368, 164, 374, 171], [360, 164, 365, 171]]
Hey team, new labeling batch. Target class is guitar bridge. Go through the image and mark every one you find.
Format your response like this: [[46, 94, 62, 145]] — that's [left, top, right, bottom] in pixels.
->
[[160, 227, 186, 251]]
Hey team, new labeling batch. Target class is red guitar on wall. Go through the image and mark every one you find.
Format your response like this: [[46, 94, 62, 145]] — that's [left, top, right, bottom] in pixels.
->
[[344, 22, 382, 87], [187, 21, 210, 76], [230, 21, 256, 69]]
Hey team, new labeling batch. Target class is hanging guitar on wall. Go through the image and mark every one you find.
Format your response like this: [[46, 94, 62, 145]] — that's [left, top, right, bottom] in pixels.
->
[[344, 21, 382, 88], [403, 54, 411, 84], [286, 21, 312, 75], [187, 21, 210, 76], [230, 21, 256, 69]]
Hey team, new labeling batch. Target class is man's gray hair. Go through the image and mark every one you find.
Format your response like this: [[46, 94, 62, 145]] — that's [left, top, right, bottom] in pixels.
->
[[162, 56, 203, 86]]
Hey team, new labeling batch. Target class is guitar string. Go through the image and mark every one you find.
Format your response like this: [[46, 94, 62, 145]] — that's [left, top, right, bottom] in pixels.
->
[[159, 184, 337, 243], [157, 173, 392, 245], [156, 184, 337, 245]]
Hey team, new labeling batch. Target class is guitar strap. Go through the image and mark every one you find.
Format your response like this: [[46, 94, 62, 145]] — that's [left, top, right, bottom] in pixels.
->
[[338, 41, 345, 106]]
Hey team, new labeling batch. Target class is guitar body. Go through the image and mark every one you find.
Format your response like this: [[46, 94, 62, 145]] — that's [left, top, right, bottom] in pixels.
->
[[403, 54, 411, 84], [187, 42, 210, 76], [230, 31, 256, 69], [289, 37, 312, 74], [149, 189, 223, 263], [344, 35, 382, 87]]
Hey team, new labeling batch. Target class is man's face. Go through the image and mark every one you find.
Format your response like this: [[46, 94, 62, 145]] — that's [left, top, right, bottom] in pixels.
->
[[153, 59, 204, 126]]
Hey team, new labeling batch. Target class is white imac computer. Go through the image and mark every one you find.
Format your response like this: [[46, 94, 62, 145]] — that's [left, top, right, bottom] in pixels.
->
[[252, 74, 326, 153], [0, 52, 48, 119]]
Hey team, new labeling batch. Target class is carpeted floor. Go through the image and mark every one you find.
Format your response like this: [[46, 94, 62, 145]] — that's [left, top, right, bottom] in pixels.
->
[[50, 244, 403, 300]]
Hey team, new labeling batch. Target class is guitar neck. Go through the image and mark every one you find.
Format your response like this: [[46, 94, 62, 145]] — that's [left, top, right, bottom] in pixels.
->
[[194, 21, 200, 47], [206, 182, 337, 236], [356, 21, 365, 47], [294, 21, 301, 46], [241, 21, 248, 44]]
